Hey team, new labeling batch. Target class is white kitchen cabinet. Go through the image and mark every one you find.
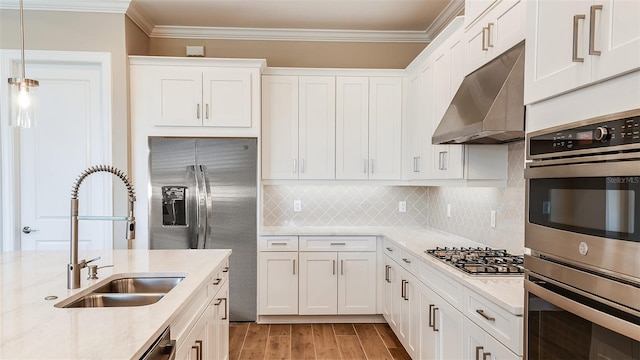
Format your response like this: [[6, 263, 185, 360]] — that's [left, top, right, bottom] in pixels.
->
[[405, 71, 431, 179], [336, 77, 370, 180], [258, 236, 298, 315], [336, 76, 402, 180], [258, 251, 298, 315], [368, 77, 403, 180], [137, 66, 253, 128], [463, 317, 521, 360], [465, 0, 498, 28], [176, 310, 209, 360], [211, 280, 229, 360], [464, 0, 526, 74], [397, 267, 419, 359], [298, 236, 377, 315], [525, 0, 640, 104], [262, 75, 335, 179], [419, 282, 464, 360], [382, 256, 399, 329]]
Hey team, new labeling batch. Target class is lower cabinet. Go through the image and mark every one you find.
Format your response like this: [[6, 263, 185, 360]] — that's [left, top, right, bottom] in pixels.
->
[[299, 251, 377, 315], [175, 265, 230, 360], [384, 254, 418, 359], [258, 251, 298, 315], [418, 281, 464, 360], [463, 317, 521, 360]]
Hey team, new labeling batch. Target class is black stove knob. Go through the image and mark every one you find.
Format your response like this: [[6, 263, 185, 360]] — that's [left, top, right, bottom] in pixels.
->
[[594, 126, 610, 142]]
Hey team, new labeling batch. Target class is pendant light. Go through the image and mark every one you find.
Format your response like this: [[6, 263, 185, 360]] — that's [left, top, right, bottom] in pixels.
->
[[7, 0, 39, 128]]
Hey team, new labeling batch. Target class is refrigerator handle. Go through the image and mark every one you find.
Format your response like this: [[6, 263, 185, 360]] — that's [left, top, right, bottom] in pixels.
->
[[200, 165, 213, 249], [191, 165, 202, 249]]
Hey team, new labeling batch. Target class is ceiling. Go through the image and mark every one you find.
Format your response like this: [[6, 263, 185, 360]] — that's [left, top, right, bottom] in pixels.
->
[[127, 0, 464, 42]]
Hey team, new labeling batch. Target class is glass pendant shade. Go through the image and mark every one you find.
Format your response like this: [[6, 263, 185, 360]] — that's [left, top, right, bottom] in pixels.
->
[[8, 78, 38, 128]]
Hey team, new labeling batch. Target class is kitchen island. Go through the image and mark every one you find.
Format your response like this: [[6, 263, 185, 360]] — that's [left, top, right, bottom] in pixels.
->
[[0, 249, 230, 359]]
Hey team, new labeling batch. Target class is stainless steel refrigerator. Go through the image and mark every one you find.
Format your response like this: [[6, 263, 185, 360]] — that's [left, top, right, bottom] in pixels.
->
[[149, 137, 257, 322]]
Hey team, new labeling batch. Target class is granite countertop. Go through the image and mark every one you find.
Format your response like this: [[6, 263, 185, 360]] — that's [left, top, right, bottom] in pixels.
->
[[0, 249, 231, 359], [260, 226, 524, 315]]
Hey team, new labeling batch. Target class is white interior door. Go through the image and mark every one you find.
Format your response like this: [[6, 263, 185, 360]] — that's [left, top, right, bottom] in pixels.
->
[[1, 52, 112, 251]]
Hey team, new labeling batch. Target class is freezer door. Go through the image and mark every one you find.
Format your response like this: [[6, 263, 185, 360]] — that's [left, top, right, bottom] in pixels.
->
[[149, 138, 198, 249], [196, 138, 257, 321]]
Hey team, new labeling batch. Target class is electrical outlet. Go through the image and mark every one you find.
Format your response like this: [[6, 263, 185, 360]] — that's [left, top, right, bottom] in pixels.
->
[[398, 201, 407, 213], [490, 210, 497, 228], [447, 204, 452, 218], [293, 200, 302, 212]]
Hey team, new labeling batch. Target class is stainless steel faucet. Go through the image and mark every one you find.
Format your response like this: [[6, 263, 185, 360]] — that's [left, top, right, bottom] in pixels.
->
[[68, 165, 136, 289]]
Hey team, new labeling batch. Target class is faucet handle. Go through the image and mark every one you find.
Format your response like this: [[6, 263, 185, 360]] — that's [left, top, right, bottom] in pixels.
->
[[79, 256, 101, 269]]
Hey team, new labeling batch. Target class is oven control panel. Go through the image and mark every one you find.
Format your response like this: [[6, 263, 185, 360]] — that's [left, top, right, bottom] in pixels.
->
[[529, 112, 640, 157]]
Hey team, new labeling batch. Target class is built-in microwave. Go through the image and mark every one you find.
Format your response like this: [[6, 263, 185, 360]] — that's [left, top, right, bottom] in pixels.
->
[[524, 109, 640, 359]]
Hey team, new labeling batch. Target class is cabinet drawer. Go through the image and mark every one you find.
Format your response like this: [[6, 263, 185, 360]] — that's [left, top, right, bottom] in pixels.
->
[[259, 235, 299, 251], [299, 236, 376, 252], [208, 258, 230, 298], [382, 239, 401, 263], [398, 250, 418, 273], [418, 261, 465, 312], [463, 288, 523, 355]]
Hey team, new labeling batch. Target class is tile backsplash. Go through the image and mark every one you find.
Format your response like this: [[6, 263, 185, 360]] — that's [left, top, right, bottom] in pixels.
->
[[262, 142, 525, 253]]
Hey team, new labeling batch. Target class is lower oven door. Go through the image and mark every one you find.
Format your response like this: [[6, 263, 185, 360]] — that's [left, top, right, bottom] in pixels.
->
[[525, 276, 640, 360]]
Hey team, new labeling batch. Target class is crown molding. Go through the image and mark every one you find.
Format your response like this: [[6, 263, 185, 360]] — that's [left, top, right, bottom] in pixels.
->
[[126, 1, 154, 35], [0, 0, 131, 13], [148, 26, 430, 43], [424, 0, 465, 40]]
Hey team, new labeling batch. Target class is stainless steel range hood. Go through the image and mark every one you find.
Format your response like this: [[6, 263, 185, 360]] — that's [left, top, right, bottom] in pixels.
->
[[432, 41, 525, 145]]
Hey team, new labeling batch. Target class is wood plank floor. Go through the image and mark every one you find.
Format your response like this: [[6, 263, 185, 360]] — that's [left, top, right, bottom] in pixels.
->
[[229, 323, 411, 360]]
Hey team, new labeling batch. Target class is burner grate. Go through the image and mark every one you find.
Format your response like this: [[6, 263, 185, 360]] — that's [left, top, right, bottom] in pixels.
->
[[425, 247, 524, 276]]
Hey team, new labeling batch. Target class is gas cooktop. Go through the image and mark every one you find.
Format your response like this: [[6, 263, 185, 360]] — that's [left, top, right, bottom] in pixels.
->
[[425, 247, 524, 276]]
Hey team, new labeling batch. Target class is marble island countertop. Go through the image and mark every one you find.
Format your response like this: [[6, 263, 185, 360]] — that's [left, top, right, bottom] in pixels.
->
[[0, 249, 231, 359], [261, 226, 524, 315]]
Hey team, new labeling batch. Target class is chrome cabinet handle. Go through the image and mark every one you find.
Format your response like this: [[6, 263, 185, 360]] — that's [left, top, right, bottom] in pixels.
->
[[438, 151, 447, 170], [193, 339, 203, 360], [331, 242, 346, 246], [22, 226, 38, 234], [432, 307, 439, 331], [301, 158, 305, 174], [213, 278, 221, 285], [363, 159, 367, 173], [401, 279, 406, 299], [293, 259, 296, 275], [475, 346, 484, 360], [573, 14, 586, 62], [205, 104, 209, 119], [476, 309, 496, 321], [222, 266, 229, 273], [589, 5, 603, 55], [481, 27, 488, 51], [370, 159, 375, 174], [385, 265, 390, 283], [271, 242, 288, 246], [402, 258, 411, 264], [483, 352, 492, 360], [222, 297, 228, 320], [196, 104, 201, 120], [487, 22, 494, 48], [341, 260, 344, 275], [293, 158, 297, 174], [333, 260, 336, 275], [386, 247, 393, 252]]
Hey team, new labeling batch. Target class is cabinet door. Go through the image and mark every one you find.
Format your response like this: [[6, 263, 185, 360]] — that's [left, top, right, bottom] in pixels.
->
[[336, 77, 370, 180], [337, 252, 376, 314], [213, 281, 230, 360], [368, 77, 402, 180], [465, 19, 494, 75], [176, 309, 209, 360], [591, 0, 640, 81], [463, 317, 488, 360], [524, 0, 592, 104], [407, 71, 428, 179], [491, 0, 526, 56], [465, 0, 498, 27], [202, 70, 252, 128], [299, 252, 337, 315], [151, 69, 203, 127], [382, 257, 397, 328], [261, 75, 299, 179], [298, 76, 336, 179], [258, 251, 298, 315], [398, 270, 419, 358]]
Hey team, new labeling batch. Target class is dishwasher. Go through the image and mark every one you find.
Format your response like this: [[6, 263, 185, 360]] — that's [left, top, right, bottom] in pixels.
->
[[140, 326, 176, 360]]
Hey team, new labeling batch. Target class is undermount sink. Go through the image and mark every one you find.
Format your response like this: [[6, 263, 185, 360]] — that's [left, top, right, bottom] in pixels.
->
[[92, 277, 184, 294], [63, 293, 165, 308], [56, 274, 185, 308]]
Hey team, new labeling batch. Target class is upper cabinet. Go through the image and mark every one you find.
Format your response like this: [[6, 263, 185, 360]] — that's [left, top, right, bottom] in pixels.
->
[[263, 71, 403, 181], [129, 57, 265, 132], [464, 0, 526, 74], [524, 0, 640, 104], [261, 75, 336, 180]]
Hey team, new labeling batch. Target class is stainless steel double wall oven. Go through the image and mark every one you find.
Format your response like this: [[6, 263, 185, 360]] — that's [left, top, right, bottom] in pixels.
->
[[524, 109, 640, 359]]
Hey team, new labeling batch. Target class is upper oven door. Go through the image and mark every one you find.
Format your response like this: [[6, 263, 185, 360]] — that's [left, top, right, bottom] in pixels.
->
[[525, 158, 640, 279]]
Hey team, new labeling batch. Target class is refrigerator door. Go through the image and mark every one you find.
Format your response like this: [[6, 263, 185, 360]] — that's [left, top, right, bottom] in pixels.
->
[[196, 138, 257, 322], [149, 138, 199, 249]]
